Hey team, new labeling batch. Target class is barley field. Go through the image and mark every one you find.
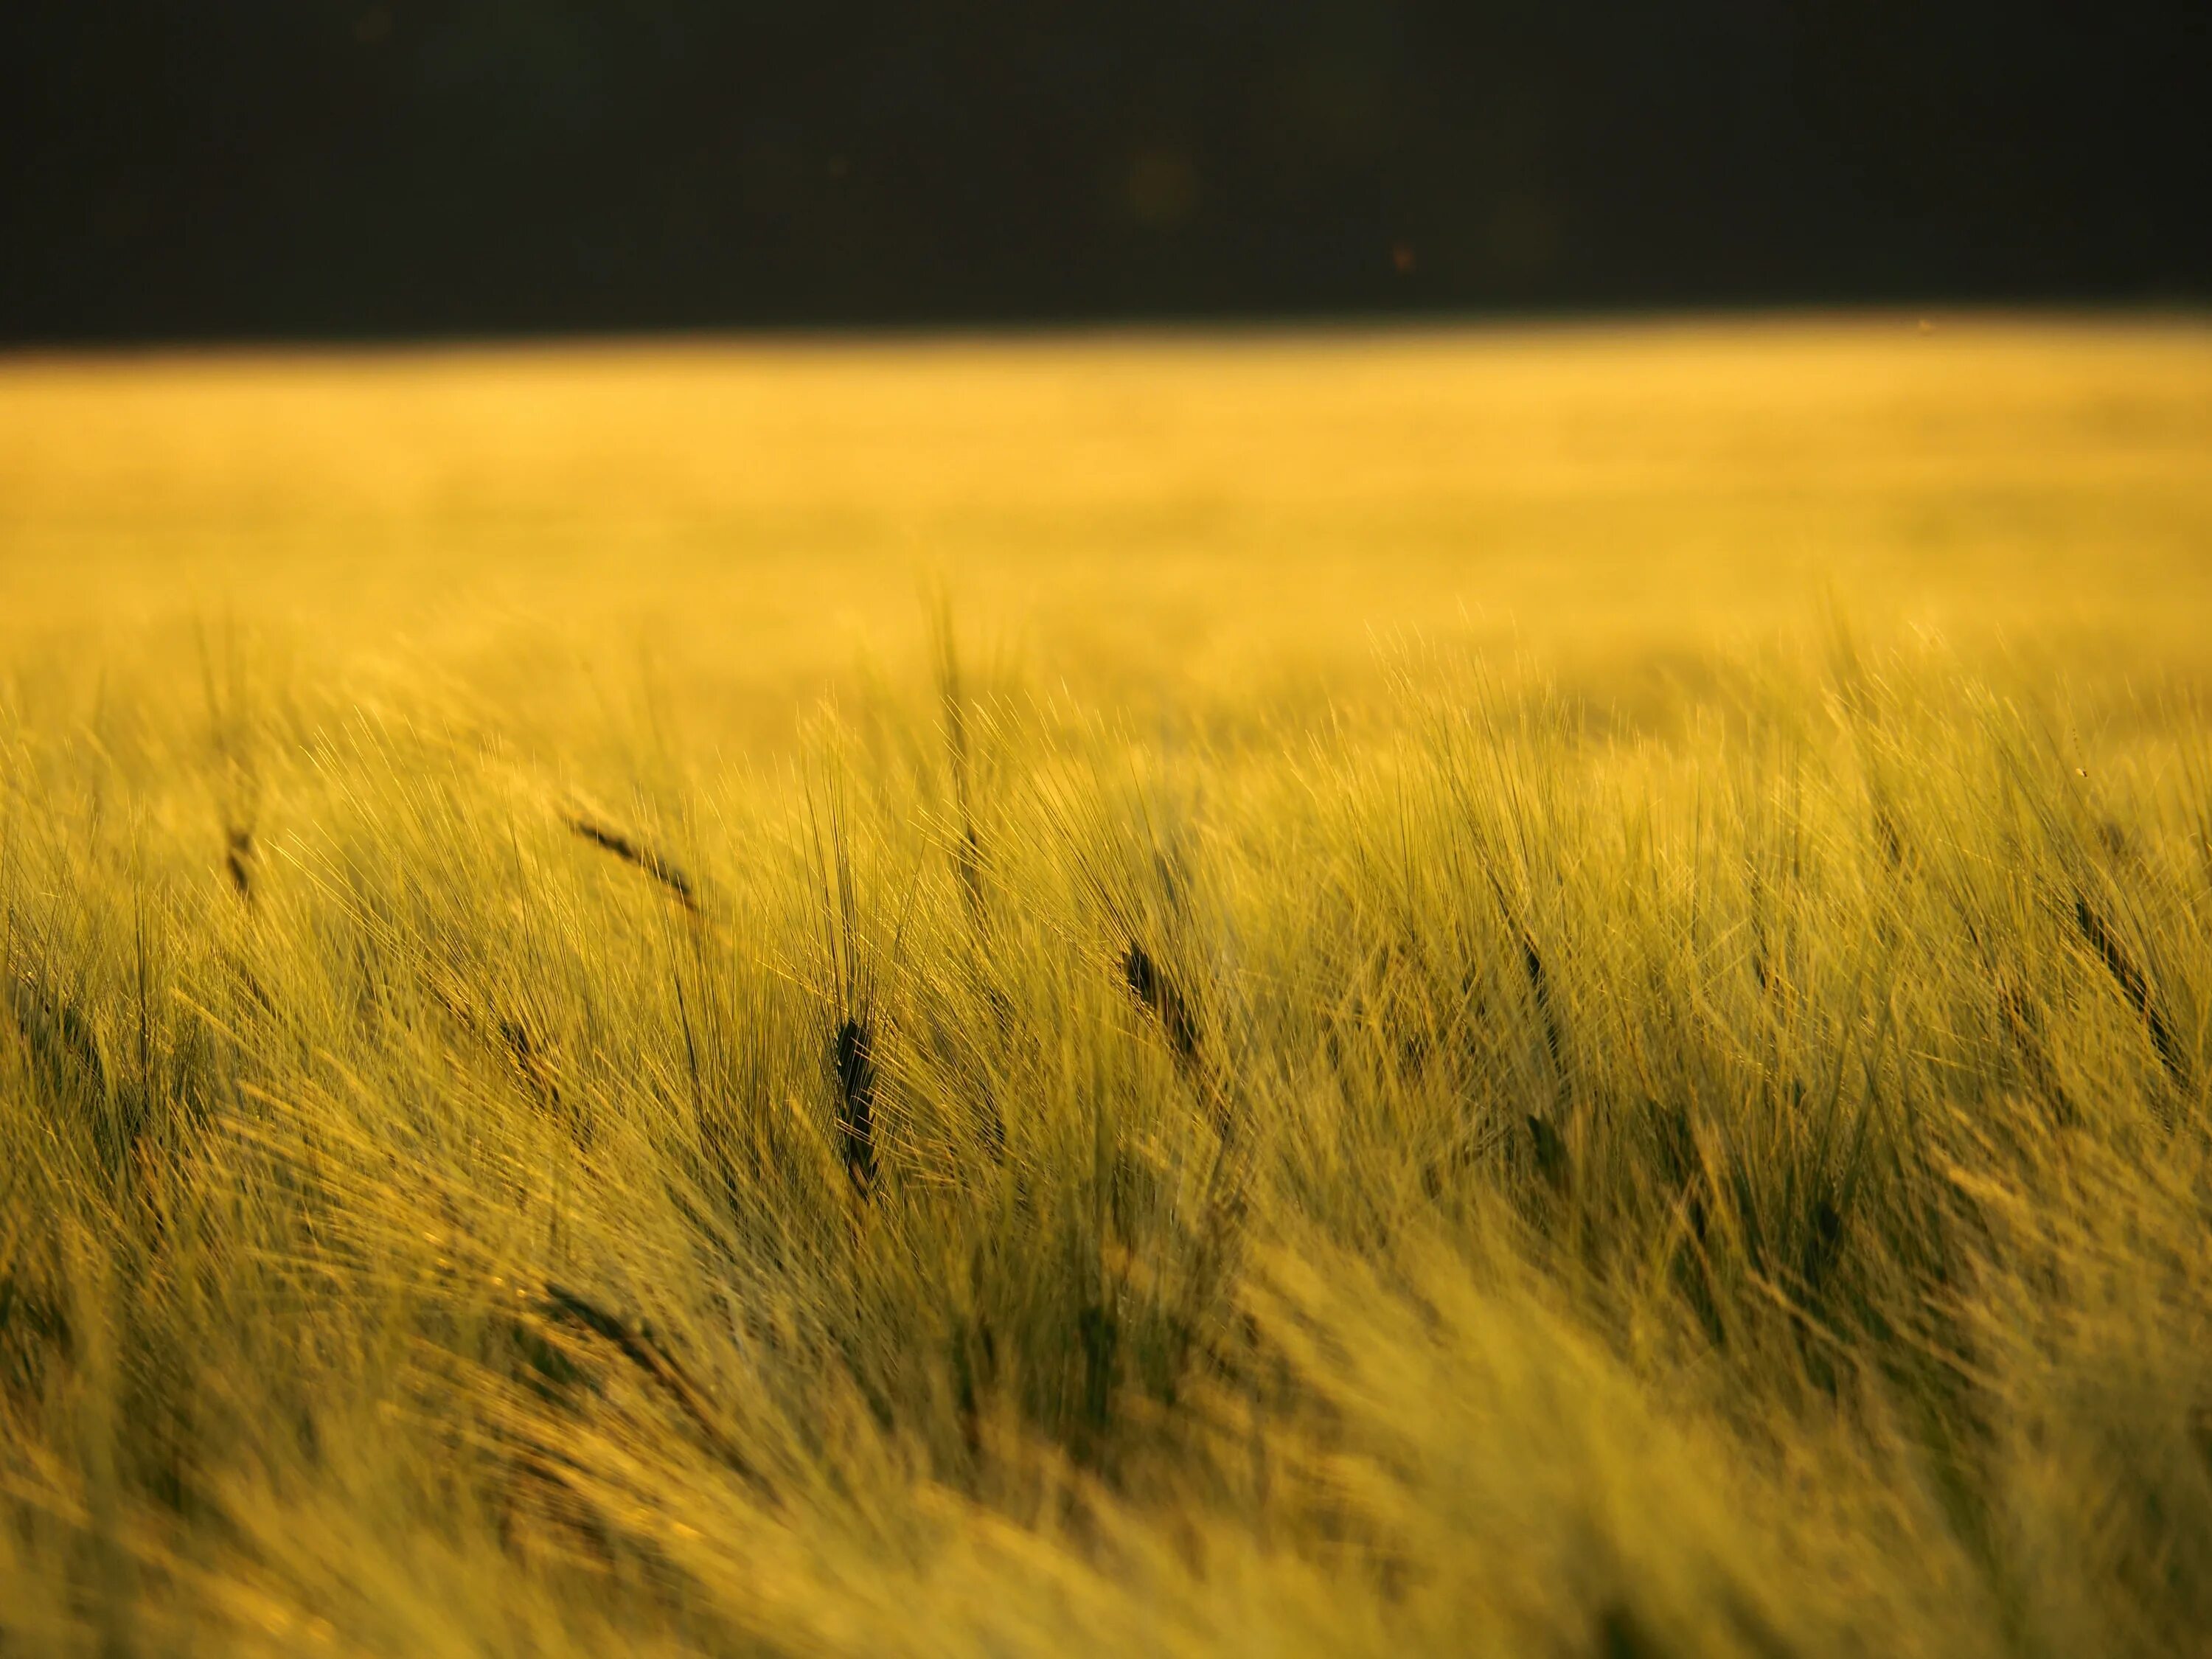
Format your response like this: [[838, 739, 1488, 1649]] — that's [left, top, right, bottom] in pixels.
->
[[4, 317, 2212, 1658]]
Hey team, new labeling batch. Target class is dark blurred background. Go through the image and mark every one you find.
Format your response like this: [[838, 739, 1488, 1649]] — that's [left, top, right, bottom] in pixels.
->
[[4, 1, 2208, 343]]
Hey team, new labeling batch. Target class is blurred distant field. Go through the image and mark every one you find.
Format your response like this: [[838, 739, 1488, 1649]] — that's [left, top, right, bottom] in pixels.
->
[[4, 316, 2208, 734], [7, 319, 2212, 1658]]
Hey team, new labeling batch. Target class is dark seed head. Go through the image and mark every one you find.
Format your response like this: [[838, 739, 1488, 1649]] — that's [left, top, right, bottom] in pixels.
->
[[568, 814, 700, 913], [223, 825, 254, 902], [833, 1018, 877, 1193], [1120, 943, 1200, 1068]]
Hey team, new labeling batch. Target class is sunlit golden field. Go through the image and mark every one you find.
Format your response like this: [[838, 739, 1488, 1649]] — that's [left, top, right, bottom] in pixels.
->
[[6, 317, 2210, 734], [4, 317, 2212, 1657]]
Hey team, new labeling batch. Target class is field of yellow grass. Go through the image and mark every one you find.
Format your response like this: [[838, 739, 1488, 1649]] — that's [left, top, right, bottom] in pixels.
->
[[3, 316, 2211, 1657], [5, 316, 2209, 730]]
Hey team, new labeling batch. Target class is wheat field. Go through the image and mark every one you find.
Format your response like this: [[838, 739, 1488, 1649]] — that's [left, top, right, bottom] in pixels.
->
[[4, 318, 2212, 1657]]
